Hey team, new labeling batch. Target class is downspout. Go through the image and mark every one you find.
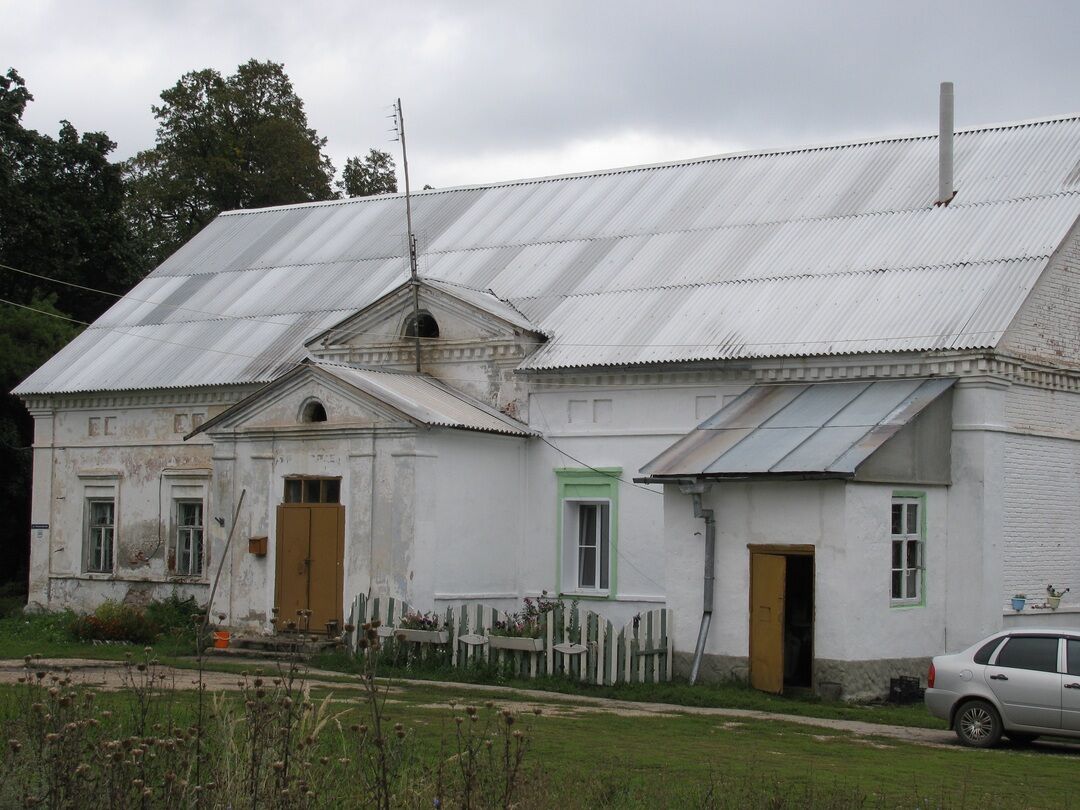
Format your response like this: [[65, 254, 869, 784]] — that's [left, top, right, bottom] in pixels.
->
[[682, 483, 715, 685]]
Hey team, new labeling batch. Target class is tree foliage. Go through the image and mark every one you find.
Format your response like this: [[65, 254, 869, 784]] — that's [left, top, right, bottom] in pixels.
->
[[126, 59, 337, 265], [1, 68, 124, 584], [1, 69, 139, 323], [339, 148, 398, 197]]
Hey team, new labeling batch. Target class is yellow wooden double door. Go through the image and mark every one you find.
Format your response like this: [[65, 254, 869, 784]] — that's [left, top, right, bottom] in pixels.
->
[[275, 504, 344, 632]]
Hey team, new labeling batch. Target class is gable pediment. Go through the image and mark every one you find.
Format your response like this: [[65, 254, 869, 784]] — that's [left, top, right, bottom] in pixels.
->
[[193, 366, 416, 436], [305, 278, 544, 354]]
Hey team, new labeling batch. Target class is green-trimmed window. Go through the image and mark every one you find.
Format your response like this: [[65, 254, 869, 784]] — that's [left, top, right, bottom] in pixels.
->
[[890, 496, 924, 603], [556, 469, 619, 597]]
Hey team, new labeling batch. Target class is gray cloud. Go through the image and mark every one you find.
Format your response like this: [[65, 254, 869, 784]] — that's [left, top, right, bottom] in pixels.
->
[[3, 0, 1078, 189]]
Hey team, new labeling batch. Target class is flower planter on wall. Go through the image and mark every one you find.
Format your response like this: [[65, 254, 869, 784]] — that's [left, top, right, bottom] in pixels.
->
[[487, 635, 545, 652], [395, 628, 450, 644]]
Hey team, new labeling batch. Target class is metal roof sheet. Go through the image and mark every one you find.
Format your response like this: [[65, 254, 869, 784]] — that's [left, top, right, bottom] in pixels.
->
[[15, 114, 1080, 394], [640, 378, 955, 478], [311, 362, 533, 436]]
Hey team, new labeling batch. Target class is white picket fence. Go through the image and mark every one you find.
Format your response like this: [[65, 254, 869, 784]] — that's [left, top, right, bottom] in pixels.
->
[[347, 594, 673, 685]]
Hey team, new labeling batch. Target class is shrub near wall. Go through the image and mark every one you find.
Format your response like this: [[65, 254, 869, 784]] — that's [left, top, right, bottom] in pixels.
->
[[68, 595, 203, 645]]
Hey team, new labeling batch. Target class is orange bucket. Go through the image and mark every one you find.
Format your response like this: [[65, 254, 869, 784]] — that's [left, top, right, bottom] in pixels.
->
[[212, 630, 231, 649]]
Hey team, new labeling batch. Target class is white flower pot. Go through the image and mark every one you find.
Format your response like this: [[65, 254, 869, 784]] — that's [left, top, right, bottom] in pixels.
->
[[487, 635, 545, 652], [395, 628, 450, 644]]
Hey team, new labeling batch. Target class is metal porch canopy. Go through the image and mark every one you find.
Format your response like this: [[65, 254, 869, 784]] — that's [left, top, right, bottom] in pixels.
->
[[638, 378, 955, 481]]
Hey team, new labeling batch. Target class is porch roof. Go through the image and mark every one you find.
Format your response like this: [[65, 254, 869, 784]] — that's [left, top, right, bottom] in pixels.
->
[[638, 378, 955, 480]]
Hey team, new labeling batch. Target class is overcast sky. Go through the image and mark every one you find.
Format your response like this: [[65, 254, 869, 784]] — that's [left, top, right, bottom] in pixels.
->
[[3, 1, 1079, 190]]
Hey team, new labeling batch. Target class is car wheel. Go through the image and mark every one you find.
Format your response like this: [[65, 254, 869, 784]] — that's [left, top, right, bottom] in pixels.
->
[[954, 700, 1002, 748]]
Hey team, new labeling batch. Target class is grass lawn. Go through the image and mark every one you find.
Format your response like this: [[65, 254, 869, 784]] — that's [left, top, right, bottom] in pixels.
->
[[0, 671, 1073, 809], [310, 648, 948, 730], [0, 610, 947, 732]]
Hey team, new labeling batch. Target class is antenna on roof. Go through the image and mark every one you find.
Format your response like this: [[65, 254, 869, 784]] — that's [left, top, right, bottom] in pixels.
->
[[394, 98, 423, 373]]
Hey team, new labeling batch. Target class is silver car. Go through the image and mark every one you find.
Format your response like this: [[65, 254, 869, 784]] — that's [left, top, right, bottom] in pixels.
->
[[925, 628, 1080, 747]]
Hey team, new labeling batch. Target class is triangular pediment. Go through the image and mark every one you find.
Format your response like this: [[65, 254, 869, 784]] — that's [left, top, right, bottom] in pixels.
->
[[189, 360, 534, 439], [190, 364, 419, 436], [304, 277, 544, 354]]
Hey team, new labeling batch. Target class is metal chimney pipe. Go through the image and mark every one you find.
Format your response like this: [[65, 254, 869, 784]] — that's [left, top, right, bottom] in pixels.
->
[[938, 81, 954, 204]]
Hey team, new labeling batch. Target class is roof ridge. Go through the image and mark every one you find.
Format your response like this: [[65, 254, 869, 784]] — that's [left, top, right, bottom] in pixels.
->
[[218, 113, 1080, 218]]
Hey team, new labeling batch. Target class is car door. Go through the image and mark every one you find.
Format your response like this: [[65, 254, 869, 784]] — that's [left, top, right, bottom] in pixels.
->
[[1064, 639, 1080, 732], [984, 635, 1062, 730]]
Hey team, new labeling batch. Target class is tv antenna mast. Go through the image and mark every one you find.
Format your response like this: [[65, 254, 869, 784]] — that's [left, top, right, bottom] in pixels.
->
[[392, 98, 422, 372]]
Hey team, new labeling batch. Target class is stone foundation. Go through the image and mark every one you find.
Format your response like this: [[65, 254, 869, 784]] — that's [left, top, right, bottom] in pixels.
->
[[814, 656, 931, 701], [672, 651, 930, 701]]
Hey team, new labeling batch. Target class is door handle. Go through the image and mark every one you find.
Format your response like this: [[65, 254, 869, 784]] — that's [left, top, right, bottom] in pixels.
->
[[990, 674, 1008, 681], [1065, 683, 1080, 689]]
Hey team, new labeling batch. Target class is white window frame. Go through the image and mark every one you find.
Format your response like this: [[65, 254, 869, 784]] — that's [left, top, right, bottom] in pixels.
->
[[563, 498, 612, 594], [890, 496, 924, 604], [85, 498, 115, 573], [173, 499, 205, 577], [161, 469, 211, 579]]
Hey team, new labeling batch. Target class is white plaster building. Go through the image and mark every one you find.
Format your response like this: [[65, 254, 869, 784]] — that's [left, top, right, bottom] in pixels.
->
[[15, 108, 1080, 698]]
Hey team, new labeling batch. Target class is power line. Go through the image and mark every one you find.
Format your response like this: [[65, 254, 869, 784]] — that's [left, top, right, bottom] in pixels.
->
[[0, 298, 265, 360], [0, 261, 1012, 349]]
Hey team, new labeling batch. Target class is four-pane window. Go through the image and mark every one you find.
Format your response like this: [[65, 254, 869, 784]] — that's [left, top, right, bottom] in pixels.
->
[[86, 499, 115, 573], [890, 498, 923, 602]]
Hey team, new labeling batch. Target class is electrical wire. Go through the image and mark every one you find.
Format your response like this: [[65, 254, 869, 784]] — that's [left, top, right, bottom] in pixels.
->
[[0, 260, 1011, 348]]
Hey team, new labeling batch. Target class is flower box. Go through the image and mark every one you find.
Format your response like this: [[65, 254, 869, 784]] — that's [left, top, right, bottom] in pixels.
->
[[487, 634, 545, 652], [394, 628, 450, 644]]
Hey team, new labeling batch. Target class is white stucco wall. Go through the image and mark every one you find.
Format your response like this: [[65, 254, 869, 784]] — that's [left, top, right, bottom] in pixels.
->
[[523, 381, 748, 624]]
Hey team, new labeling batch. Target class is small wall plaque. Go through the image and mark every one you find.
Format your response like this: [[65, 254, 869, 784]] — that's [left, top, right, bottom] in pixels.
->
[[248, 536, 267, 556]]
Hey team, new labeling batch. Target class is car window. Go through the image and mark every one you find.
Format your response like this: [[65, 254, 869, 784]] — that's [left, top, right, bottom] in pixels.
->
[[994, 636, 1059, 673], [973, 638, 1003, 665], [1068, 640, 1080, 677]]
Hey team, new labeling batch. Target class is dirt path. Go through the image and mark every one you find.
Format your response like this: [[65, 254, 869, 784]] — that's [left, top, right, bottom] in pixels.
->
[[2, 657, 1074, 753]]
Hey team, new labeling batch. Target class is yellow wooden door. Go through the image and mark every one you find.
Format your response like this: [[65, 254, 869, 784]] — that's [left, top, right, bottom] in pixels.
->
[[308, 504, 345, 631], [275, 504, 345, 632], [276, 505, 311, 626], [750, 553, 786, 694]]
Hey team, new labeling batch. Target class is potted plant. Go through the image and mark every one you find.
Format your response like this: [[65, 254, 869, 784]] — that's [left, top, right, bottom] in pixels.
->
[[394, 610, 450, 644], [1046, 585, 1070, 611], [487, 592, 562, 652], [1011, 594, 1026, 611]]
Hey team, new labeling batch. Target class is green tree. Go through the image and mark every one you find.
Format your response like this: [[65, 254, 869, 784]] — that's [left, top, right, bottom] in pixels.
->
[[339, 148, 398, 197], [1, 69, 139, 323], [1, 67, 132, 587], [126, 59, 337, 265]]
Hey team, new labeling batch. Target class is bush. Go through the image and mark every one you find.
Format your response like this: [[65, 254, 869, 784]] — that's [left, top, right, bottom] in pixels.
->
[[144, 591, 203, 635], [68, 601, 159, 644]]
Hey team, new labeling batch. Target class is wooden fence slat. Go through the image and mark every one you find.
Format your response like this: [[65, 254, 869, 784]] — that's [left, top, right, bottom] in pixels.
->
[[346, 595, 673, 686]]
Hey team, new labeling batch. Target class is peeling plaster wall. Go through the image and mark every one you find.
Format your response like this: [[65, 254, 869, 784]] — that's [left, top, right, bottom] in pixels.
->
[[25, 390, 251, 613], [206, 429, 418, 632]]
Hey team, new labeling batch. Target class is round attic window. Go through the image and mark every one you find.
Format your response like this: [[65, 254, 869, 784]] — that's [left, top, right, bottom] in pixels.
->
[[301, 400, 327, 423], [403, 310, 439, 339]]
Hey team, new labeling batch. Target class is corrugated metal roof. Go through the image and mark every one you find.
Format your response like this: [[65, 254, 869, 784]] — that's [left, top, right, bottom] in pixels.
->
[[311, 362, 534, 436], [15, 114, 1080, 394], [640, 378, 955, 478]]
